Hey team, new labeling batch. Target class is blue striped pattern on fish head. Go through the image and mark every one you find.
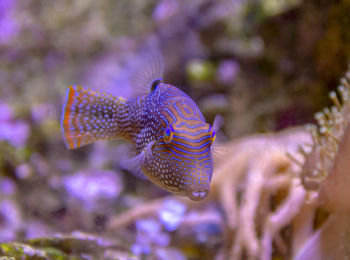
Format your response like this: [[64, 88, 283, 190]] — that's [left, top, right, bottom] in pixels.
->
[[144, 83, 215, 201]]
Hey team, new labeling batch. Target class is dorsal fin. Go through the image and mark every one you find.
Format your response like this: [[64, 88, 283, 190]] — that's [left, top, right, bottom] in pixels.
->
[[130, 50, 164, 95]]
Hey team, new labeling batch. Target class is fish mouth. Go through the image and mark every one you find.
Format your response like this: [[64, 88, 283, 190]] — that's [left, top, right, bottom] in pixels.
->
[[186, 188, 209, 201]]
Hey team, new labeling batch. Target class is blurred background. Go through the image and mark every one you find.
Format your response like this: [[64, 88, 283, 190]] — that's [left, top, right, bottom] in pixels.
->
[[0, 0, 350, 259]]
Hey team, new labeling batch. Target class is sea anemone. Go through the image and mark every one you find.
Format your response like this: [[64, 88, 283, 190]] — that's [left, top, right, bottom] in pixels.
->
[[296, 65, 350, 259], [302, 65, 350, 213]]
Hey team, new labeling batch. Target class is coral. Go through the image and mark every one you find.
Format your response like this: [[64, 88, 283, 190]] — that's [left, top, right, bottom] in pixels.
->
[[0, 101, 29, 148], [63, 169, 123, 212], [211, 128, 313, 259], [106, 197, 220, 259], [106, 128, 314, 260]]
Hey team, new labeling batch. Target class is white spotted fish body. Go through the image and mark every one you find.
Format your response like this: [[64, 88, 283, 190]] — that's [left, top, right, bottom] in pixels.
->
[[61, 64, 217, 201]]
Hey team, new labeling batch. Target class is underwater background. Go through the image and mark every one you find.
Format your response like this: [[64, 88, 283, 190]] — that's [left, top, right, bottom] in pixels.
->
[[1, 0, 350, 259]]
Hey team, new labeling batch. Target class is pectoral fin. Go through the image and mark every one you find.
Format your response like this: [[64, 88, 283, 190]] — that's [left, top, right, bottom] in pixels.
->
[[211, 114, 227, 160], [119, 141, 155, 180], [120, 151, 147, 180]]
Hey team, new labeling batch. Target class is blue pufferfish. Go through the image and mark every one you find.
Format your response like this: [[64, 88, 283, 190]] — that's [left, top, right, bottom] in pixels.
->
[[61, 59, 219, 201]]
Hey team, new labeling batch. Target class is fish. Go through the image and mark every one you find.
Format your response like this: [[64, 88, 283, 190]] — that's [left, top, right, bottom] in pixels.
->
[[61, 57, 218, 201]]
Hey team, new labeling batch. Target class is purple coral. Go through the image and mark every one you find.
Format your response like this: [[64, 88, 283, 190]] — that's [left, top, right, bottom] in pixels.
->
[[0, 178, 16, 196], [0, 0, 19, 44], [158, 199, 186, 231], [63, 169, 123, 212], [0, 199, 21, 242], [0, 101, 29, 148], [217, 59, 240, 84], [132, 218, 170, 255], [31, 103, 55, 123], [153, 0, 179, 22], [0, 101, 13, 121]]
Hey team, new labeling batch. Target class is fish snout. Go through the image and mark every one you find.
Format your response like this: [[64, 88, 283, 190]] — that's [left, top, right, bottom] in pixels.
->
[[186, 186, 210, 201]]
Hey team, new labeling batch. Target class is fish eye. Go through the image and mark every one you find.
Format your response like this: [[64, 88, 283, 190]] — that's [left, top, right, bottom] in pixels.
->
[[209, 125, 216, 143], [163, 124, 174, 144]]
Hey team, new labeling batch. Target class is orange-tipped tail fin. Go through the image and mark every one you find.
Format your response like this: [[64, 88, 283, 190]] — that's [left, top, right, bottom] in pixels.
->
[[61, 86, 125, 149]]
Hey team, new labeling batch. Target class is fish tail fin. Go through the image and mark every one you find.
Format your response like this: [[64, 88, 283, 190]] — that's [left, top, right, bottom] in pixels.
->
[[61, 86, 127, 149]]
